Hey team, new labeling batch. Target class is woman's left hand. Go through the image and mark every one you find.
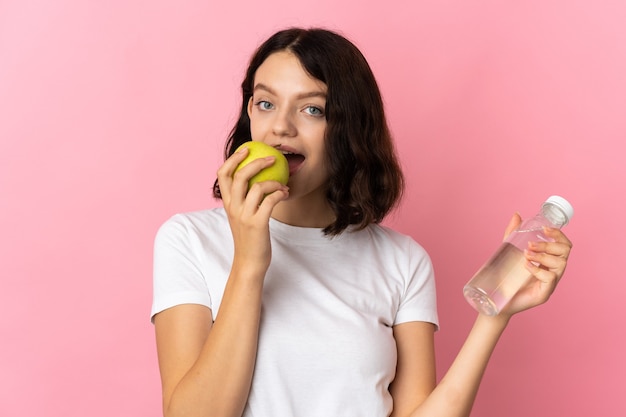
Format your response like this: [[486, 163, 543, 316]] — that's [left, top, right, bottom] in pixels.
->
[[499, 213, 573, 316]]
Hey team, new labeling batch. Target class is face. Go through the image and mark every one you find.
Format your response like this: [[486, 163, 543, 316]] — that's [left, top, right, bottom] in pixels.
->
[[247, 51, 330, 209]]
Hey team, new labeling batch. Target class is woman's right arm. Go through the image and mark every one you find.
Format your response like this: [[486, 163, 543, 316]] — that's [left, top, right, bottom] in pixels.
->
[[154, 146, 289, 417]]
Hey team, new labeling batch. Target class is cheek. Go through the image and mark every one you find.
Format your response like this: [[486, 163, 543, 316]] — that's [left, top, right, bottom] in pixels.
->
[[301, 121, 326, 141]]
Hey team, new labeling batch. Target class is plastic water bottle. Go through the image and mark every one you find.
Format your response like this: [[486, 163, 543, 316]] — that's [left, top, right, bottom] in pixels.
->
[[463, 196, 574, 316]]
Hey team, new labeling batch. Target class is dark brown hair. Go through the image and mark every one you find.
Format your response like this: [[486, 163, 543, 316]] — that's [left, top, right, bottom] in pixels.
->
[[213, 27, 404, 235]]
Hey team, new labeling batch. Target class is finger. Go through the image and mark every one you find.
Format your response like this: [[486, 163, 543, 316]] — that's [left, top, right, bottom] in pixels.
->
[[242, 180, 289, 215], [542, 227, 573, 248], [528, 239, 571, 258], [231, 156, 279, 198], [217, 146, 250, 203], [232, 156, 278, 182], [525, 260, 559, 287], [228, 155, 279, 210], [525, 249, 568, 273], [255, 186, 290, 217], [503, 212, 522, 241]]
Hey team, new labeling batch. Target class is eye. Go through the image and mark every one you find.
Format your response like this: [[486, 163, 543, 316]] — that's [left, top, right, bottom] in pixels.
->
[[303, 105, 324, 117], [255, 100, 274, 111]]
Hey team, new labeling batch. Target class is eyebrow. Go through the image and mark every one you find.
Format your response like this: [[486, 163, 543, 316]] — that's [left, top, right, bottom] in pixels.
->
[[253, 83, 327, 100]]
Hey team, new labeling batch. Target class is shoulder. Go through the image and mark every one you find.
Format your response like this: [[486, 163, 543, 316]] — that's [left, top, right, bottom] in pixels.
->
[[362, 224, 435, 289], [156, 208, 228, 240], [364, 224, 430, 259], [154, 208, 232, 257]]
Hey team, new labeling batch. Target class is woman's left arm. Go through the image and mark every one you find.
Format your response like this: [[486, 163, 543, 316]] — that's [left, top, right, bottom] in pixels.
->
[[390, 215, 573, 417], [389, 321, 437, 417]]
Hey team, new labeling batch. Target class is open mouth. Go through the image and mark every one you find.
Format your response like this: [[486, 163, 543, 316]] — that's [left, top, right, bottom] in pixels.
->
[[282, 152, 305, 175]]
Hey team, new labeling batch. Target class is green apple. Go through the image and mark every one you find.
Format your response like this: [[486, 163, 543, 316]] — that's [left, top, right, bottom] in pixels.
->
[[234, 141, 289, 189]]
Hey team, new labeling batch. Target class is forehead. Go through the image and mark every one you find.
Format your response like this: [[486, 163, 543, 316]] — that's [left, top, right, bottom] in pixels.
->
[[254, 51, 327, 95]]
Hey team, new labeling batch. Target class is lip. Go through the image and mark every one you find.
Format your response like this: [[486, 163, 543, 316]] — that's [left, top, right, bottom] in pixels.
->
[[275, 144, 299, 154], [276, 145, 305, 176]]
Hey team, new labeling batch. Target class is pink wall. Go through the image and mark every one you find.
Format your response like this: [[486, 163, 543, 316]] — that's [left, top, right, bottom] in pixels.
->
[[1, 1, 624, 416]]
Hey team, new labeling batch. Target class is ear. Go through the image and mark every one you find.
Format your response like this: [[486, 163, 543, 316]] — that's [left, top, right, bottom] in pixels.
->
[[247, 97, 254, 118]]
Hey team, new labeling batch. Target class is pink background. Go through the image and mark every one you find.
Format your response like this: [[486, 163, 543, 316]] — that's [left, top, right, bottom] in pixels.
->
[[1, 1, 624, 416]]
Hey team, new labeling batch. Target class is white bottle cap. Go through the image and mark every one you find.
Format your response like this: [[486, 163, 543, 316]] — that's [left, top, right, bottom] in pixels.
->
[[543, 195, 574, 225]]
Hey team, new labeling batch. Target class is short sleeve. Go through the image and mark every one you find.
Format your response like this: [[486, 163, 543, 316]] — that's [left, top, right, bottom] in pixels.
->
[[394, 240, 439, 330], [150, 215, 212, 321]]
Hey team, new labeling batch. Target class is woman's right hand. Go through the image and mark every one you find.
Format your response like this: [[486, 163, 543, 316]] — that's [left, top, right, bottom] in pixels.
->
[[216, 144, 289, 274]]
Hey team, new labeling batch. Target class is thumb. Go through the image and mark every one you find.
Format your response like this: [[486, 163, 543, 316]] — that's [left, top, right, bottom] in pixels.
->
[[503, 212, 522, 241]]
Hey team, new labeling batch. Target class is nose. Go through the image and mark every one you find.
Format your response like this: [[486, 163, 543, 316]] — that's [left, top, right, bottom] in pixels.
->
[[272, 109, 296, 137]]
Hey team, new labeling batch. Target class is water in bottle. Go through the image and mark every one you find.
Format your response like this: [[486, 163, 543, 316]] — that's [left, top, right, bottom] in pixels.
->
[[463, 196, 574, 316]]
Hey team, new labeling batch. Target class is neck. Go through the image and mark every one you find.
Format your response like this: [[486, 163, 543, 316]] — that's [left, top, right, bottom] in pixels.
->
[[271, 198, 335, 229]]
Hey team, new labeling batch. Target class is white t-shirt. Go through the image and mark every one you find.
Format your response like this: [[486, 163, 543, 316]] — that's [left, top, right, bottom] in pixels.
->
[[152, 208, 438, 417]]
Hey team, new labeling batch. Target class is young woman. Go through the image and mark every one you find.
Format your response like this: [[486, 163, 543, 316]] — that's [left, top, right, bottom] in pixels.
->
[[151, 28, 572, 417]]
